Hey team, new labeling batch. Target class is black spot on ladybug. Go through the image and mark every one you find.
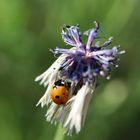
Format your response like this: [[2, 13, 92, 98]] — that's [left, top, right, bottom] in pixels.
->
[[61, 102, 64, 104], [55, 95, 60, 98]]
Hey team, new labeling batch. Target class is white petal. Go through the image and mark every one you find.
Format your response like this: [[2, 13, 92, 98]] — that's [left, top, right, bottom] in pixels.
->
[[64, 81, 96, 134], [45, 102, 58, 122], [82, 79, 96, 125], [35, 54, 67, 86], [36, 83, 52, 107]]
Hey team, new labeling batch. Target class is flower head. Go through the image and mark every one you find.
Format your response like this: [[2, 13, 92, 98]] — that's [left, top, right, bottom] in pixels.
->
[[35, 21, 125, 135]]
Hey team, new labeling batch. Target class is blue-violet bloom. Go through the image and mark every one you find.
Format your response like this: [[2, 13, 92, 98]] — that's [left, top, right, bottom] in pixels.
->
[[35, 21, 125, 135]]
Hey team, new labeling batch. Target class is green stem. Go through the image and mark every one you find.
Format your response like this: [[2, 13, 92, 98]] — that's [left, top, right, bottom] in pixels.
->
[[53, 124, 65, 140]]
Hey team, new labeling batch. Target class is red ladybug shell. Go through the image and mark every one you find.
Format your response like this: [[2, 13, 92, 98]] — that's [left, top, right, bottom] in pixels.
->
[[50, 81, 69, 105]]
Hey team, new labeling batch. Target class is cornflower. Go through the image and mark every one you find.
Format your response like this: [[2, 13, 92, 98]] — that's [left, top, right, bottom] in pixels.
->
[[35, 21, 125, 135]]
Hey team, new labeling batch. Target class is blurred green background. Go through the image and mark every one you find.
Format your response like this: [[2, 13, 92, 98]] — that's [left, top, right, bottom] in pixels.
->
[[0, 0, 140, 140]]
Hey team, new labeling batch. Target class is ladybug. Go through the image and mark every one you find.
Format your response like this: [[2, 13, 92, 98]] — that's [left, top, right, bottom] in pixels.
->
[[50, 80, 70, 105]]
